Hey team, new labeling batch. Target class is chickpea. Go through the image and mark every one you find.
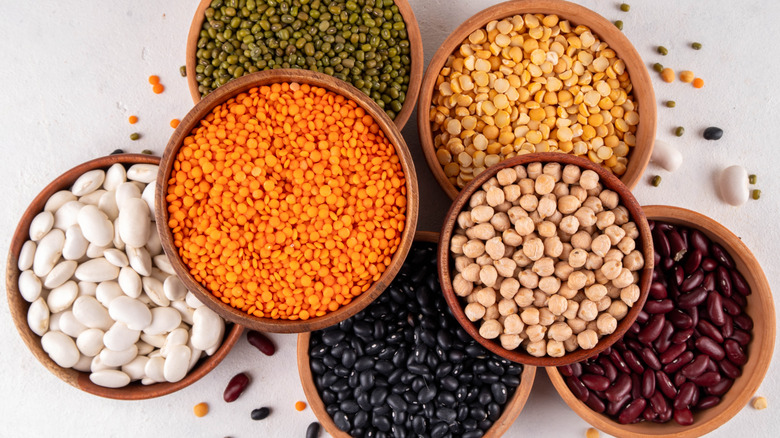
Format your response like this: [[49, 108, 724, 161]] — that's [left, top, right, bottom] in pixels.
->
[[606, 283, 621, 299], [462, 239, 486, 258], [620, 284, 641, 306], [500, 278, 520, 299], [568, 270, 588, 290], [480, 265, 499, 287], [466, 223, 495, 240], [604, 248, 624, 263], [623, 250, 644, 271], [579, 170, 600, 190], [622, 221, 639, 239], [585, 284, 608, 301], [539, 276, 562, 294], [471, 205, 495, 223], [534, 221, 554, 238], [590, 234, 612, 257], [494, 258, 516, 278], [571, 230, 593, 249], [496, 168, 518, 186], [583, 270, 597, 287], [534, 174, 556, 195], [502, 229, 524, 247], [617, 236, 636, 255], [548, 321, 573, 342], [612, 206, 630, 225], [612, 268, 635, 288], [586, 320, 599, 333], [465, 293, 478, 304], [526, 340, 547, 357], [494, 201, 512, 213], [547, 295, 568, 316], [548, 210, 563, 226], [600, 260, 622, 280], [507, 206, 528, 224], [481, 177, 499, 192], [457, 211, 475, 230], [518, 269, 538, 289], [577, 329, 599, 349], [577, 299, 599, 321], [453, 273, 473, 296], [532, 257, 555, 277], [490, 212, 512, 232], [460, 263, 481, 282], [484, 237, 505, 260], [597, 313, 617, 335], [570, 185, 588, 203], [574, 206, 597, 227], [562, 300, 580, 320], [522, 237, 545, 261], [464, 302, 486, 321], [520, 307, 540, 325], [475, 286, 497, 307], [485, 304, 500, 320], [553, 182, 570, 198], [562, 164, 581, 184], [586, 183, 603, 197], [514, 288, 535, 307], [476, 254, 493, 266], [514, 165, 528, 179], [585, 253, 604, 271], [529, 210, 543, 225], [519, 194, 539, 212], [533, 289, 549, 307], [547, 340, 566, 357], [527, 162, 543, 179], [583, 196, 604, 214], [498, 297, 518, 316], [512, 250, 532, 268], [503, 184, 522, 203], [519, 178, 535, 195], [560, 242, 573, 260], [595, 268, 609, 285], [558, 283, 578, 299], [597, 296, 612, 312], [479, 319, 502, 339], [451, 234, 468, 254], [542, 163, 561, 180], [559, 215, 580, 235], [557, 195, 581, 215], [515, 216, 535, 236], [564, 335, 579, 352], [454, 256, 472, 273], [500, 334, 522, 350], [599, 190, 619, 210], [486, 186, 506, 207], [545, 236, 564, 258], [537, 196, 557, 218], [608, 300, 628, 320], [525, 324, 547, 343], [595, 211, 615, 230], [568, 317, 587, 334], [469, 190, 487, 208]]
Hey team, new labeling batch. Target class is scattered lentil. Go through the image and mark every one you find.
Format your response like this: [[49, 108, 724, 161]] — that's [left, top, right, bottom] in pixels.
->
[[674, 127, 684, 137], [752, 189, 761, 200], [130, 133, 141, 141], [295, 401, 307, 411], [749, 174, 757, 184], [693, 77, 704, 88], [193, 402, 209, 417], [651, 175, 661, 186], [753, 396, 768, 410], [665, 101, 676, 108], [703, 126, 723, 140], [691, 42, 703, 50], [661, 68, 675, 83], [586, 427, 601, 438], [170, 118, 180, 129], [653, 63, 664, 73], [620, 3, 630, 12], [128, 115, 138, 124], [657, 46, 668, 55], [152, 83, 165, 94], [148, 75, 160, 85], [614, 20, 623, 30]]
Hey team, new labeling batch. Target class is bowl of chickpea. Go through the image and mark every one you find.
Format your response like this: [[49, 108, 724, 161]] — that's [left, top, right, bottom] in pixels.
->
[[438, 153, 653, 367]]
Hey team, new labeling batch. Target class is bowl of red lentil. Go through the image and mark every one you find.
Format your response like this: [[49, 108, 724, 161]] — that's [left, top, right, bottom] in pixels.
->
[[157, 69, 418, 333], [417, 0, 656, 200]]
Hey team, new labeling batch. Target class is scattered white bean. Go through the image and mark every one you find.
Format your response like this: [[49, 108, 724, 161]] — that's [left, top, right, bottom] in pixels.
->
[[650, 138, 683, 172], [719, 165, 749, 206]]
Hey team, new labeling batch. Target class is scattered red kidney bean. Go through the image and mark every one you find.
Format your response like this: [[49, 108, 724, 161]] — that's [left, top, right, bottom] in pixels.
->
[[559, 220, 753, 425], [223, 372, 250, 402], [247, 330, 276, 356]]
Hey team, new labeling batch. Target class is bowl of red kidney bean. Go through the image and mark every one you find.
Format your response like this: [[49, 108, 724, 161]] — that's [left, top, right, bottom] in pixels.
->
[[547, 205, 775, 437]]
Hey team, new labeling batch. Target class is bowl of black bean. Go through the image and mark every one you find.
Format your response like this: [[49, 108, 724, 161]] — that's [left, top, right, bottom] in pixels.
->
[[297, 231, 536, 437], [547, 206, 775, 437], [186, 0, 424, 130]]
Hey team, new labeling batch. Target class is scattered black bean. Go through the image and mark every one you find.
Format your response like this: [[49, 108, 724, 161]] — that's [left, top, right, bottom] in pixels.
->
[[110, 149, 124, 155], [251, 407, 271, 420], [305, 421, 321, 438], [703, 127, 723, 140]]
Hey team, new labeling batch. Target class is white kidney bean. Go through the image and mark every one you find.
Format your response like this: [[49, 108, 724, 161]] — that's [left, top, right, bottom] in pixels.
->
[[43, 260, 77, 289], [719, 165, 749, 206], [127, 246, 152, 276], [100, 344, 138, 367], [142, 276, 169, 307], [62, 225, 88, 260], [44, 190, 77, 212], [29, 211, 54, 241], [76, 328, 105, 357], [28, 298, 50, 336], [144, 356, 166, 383], [80, 189, 107, 207], [98, 191, 120, 221], [163, 276, 187, 301], [53, 201, 84, 231], [163, 345, 191, 383], [42, 331, 80, 368], [72, 354, 93, 373], [118, 198, 151, 248], [77, 205, 114, 247], [19, 270, 43, 303], [191, 306, 224, 351], [72, 296, 114, 330], [59, 310, 89, 338], [71, 169, 105, 197], [33, 229, 65, 277], [144, 307, 182, 336], [185, 292, 204, 309], [145, 227, 163, 256], [103, 248, 129, 268], [126, 164, 159, 184], [104, 163, 127, 192], [122, 356, 149, 381], [47, 281, 79, 313], [650, 138, 682, 172], [170, 300, 196, 325], [103, 322, 141, 351], [75, 258, 119, 282], [90, 370, 131, 388], [115, 182, 141, 210]]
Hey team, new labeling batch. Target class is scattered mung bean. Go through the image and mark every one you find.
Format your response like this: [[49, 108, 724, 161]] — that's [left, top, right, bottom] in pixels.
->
[[651, 175, 661, 187], [653, 63, 664, 73], [657, 46, 668, 56], [614, 20, 623, 30], [179, 65, 187, 77], [674, 127, 684, 137], [691, 42, 702, 50], [130, 133, 140, 141], [620, 3, 630, 12], [748, 174, 757, 184], [752, 189, 761, 200], [665, 101, 676, 108]]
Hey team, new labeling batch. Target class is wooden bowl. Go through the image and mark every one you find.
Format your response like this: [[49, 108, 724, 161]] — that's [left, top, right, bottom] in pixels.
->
[[186, 0, 423, 130], [297, 231, 537, 437], [547, 205, 776, 438], [438, 152, 654, 367], [417, 0, 656, 200], [157, 69, 419, 333], [5, 154, 243, 400]]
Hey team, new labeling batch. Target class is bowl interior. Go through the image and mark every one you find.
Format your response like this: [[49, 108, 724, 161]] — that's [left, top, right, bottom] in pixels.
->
[[157, 69, 419, 333], [185, 0, 424, 130], [296, 231, 537, 438], [438, 152, 654, 367], [417, 0, 656, 200], [5, 154, 242, 400], [547, 205, 776, 437]]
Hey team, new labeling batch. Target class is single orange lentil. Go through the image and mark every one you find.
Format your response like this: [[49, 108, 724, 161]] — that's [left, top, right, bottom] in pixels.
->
[[170, 118, 180, 128], [661, 68, 675, 83], [128, 115, 138, 124], [193, 402, 209, 417], [148, 75, 160, 85], [153, 83, 165, 94], [295, 401, 307, 411], [693, 77, 704, 88]]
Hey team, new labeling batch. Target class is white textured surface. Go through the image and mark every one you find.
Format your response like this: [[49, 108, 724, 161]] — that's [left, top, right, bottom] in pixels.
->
[[0, 0, 778, 437]]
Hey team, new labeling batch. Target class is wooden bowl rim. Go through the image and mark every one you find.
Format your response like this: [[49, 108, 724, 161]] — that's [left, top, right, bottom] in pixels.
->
[[546, 205, 776, 438], [296, 231, 538, 437], [416, 0, 656, 200], [157, 68, 419, 333], [438, 152, 654, 367], [5, 153, 243, 400], [185, 0, 424, 130]]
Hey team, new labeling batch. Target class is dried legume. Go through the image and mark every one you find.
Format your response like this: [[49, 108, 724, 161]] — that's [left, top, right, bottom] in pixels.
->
[[180, 65, 187, 77], [651, 175, 661, 187], [657, 46, 668, 55], [251, 406, 271, 420], [586, 427, 600, 438], [170, 119, 180, 129], [661, 68, 674, 83], [224, 372, 250, 402], [691, 42, 702, 50], [153, 83, 165, 94], [652, 63, 664, 73], [665, 101, 675, 108], [692, 78, 704, 88], [748, 174, 757, 184], [703, 127, 723, 140], [753, 396, 768, 410], [752, 190, 761, 200], [614, 21, 623, 30], [620, 3, 630, 12], [306, 422, 321, 438], [247, 330, 275, 356], [130, 133, 140, 141], [194, 402, 209, 417], [679, 71, 694, 83], [295, 401, 307, 411], [166, 82, 406, 320], [674, 127, 684, 137], [141, 149, 153, 155], [128, 115, 138, 124], [149, 75, 160, 85]]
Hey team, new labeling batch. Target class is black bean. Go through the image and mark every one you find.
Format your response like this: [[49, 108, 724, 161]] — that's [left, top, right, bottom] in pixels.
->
[[333, 411, 350, 431], [702, 127, 723, 140], [322, 329, 346, 346], [251, 407, 270, 420], [305, 421, 320, 438], [491, 382, 508, 404], [387, 394, 407, 413]]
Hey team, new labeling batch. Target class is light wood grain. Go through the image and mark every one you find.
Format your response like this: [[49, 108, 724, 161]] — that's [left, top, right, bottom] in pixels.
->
[[185, 0, 423, 130], [417, 0, 656, 200], [5, 154, 243, 400], [547, 205, 776, 438], [157, 69, 419, 333], [297, 231, 537, 438], [437, 153, 654, 367]]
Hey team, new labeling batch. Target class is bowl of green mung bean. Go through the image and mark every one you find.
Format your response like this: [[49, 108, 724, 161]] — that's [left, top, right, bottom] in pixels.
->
[[186, 0, 423, 130]]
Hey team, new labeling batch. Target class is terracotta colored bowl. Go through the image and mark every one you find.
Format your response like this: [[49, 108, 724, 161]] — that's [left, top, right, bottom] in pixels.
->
[[157, 69, 419, 333], [547, 205, 776, 438], [5, 154, 242, 400], [438, 152, 654, 367], [186, 0, 423, 130], [417, 0, 656, 200], [297, 231, 537, 437]]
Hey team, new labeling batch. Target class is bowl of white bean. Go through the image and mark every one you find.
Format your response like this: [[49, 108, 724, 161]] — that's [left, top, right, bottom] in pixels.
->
[[438, 152, 653, 367], [6, 153, 242, 400]]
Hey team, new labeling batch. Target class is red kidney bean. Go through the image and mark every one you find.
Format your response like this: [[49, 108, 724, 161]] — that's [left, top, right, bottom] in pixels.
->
[[644, 299, 674, 314], [618, 398, 647, 424], [683, 249, 703, 274], [671, 328, 694, 345], [701, 257, 718, 271], [719, 358, 742, 379], [570, 362, 583, 376], [661, 256, 675, 271], [610, 350, 632, 375], [649, 282, 668, 300], [689, 372, 721, 387], [716, 267, 732, 298], [653, 227, 671, 258], [724, 340, 747, 366], [695, 336, 726, 361], [598, 356, 618, 382], [734, 313, 753, 331], [674, 265, 685, 286], [707, 377, 733, 396], [702, 272, 716, 291], [721, 296, 741, 316], [681, 269, 704, 292], [664, 351, 694, 375], [224, 372, 250, 402], [721, 314, 734, 338], [642, 406, 658, 422], [581, 374, 610, 392], [625, 339, 644, 354], [667, 310, 693, 330], [674, 382, 698, 410], [667, 229, 687, 262], [688, 305, 699, 327], [681, 355, 709, 379], [641, 369, 656, 398], [650, 390, 669, 415], [697, 395, 720, 409], [648, 219, 656, 230], [711, 243, 735, 269], [706, 293, 726, 327], [585, 392, 606, 413], [673, 370, 686, 387], [655, 407, 674, 423], [636, 310, 650, 324], [638, 314, 666, 345], [641, 348, 662, 371], [624, 350, 645, 374], [731, 270, 751, 296], [704, 356, 718, 373], [731, 292, 747, 308], [678, 287, 707, 309], [605, 374, 632, 403], [656, 370, 678, 399], [628, 322, 641, 335], [247, 330, 276, 356], [697, 320, 724, 343], [565, 376, 590, 402], [606, 392, 632, 416], [559, 364, 575, 377], [660, 342, 687, 364], [690, 230, 709, 253], [652, 268, 663, 283], [730, 329, 751, 347], [630, 373, 642, 400], [582, 363, 605, 376], [674, 408, 694, 426]]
